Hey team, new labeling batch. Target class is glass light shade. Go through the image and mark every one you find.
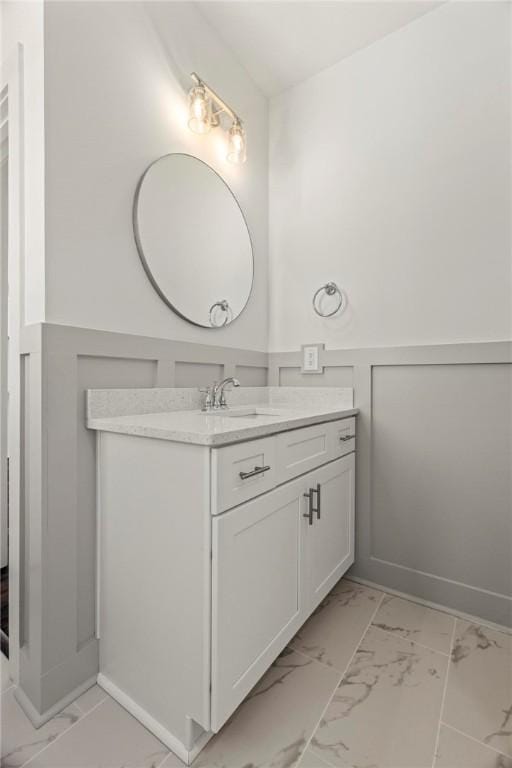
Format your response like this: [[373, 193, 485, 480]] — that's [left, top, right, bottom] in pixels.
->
[[188, 85, 212, 134], [227, 121, 247, 164]]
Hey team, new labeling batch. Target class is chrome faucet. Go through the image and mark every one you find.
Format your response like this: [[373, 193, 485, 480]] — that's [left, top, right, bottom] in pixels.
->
[[200, 377, 241, 411], [212, 377, 240, 409]]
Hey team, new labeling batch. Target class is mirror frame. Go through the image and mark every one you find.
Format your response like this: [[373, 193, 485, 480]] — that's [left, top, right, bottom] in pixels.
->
[[133, 153, 254, 329]]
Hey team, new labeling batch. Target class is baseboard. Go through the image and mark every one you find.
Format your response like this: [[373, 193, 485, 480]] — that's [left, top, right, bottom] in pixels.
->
[[97, 673, 213, 765], [13, 674, 98, 728], [346, 575, 512, 637]]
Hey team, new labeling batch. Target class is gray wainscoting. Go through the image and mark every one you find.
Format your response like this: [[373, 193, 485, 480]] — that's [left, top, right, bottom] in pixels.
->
[[16, 324, 511, 725], [17, 323, 268, 719], [269, 342, 512, 629]]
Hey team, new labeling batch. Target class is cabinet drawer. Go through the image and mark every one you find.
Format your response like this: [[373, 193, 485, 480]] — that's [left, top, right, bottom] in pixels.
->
[[276, 422, 332, 483], [331, 417, 356, 458], [212, 437, 276, 513]]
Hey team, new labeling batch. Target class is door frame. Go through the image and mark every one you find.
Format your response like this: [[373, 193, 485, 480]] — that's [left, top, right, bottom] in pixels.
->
[[1, 111, 8, 570], [1, 43, 24, 684]]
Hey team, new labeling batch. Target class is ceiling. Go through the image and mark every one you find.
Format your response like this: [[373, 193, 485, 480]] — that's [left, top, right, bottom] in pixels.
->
[[196, 1, 442, 96]]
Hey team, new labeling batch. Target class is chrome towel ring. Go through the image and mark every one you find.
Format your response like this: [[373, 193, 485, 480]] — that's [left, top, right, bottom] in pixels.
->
[[209, 299, 233, 327], [312, 282, 343, 317]]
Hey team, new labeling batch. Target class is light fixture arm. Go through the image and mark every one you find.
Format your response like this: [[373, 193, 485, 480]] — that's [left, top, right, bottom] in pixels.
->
[[188, 72, 247, 163], [190, 72, 240, 125]]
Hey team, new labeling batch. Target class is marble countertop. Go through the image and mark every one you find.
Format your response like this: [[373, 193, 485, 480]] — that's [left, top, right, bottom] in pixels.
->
[[87, 404, 358, 446]]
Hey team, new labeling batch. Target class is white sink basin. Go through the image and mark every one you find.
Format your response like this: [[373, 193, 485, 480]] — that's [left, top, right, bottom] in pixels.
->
[[212, 407, 286, 419]]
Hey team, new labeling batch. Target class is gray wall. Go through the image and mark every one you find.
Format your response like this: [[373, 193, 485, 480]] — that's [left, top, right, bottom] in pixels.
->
[[270, 343, 512, 628], [18, 323, 268, 717]]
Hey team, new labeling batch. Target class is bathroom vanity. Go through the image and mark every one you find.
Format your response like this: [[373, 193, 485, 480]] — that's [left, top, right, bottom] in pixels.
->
[[88, 388, 357, 764]]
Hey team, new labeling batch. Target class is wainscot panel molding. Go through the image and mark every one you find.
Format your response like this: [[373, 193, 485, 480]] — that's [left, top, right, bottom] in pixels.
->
[[269, 341, 512, 629], [16, 323, 268, 724], [15, 326, 511, 725]]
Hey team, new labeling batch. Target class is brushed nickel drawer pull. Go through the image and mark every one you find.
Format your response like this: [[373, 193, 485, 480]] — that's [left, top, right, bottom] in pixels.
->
[[239, 465, 271, 480], [339, 434, 355, 442], [303, 489, 314, 525], [313, 483, 321, 520]]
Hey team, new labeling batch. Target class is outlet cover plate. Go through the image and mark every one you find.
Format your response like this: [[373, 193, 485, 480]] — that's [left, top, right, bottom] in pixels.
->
[[301, 343, 324, 374]]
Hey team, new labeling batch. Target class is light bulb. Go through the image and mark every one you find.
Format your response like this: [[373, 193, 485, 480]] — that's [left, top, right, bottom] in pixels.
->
[[188, 85, 212, 134], [227, 120, 247, 164]]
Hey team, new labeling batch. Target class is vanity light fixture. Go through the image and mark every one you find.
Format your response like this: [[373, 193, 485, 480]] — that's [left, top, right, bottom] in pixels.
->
[[227, 120, 247, 165], [188, 83, 212, 134], [188, 72, 247, 164]]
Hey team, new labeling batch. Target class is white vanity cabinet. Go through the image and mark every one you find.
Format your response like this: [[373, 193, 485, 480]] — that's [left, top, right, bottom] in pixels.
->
[[96, 415, 355, 764]]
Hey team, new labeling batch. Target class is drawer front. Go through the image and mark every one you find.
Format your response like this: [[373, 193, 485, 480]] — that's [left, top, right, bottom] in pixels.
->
[[212, 437, 277, 513], [276, 422, 332, 483], [331, 417, 356, 458]]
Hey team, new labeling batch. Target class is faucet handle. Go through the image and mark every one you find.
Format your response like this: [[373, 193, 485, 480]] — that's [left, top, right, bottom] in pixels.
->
[[199, 386, 214, 411]]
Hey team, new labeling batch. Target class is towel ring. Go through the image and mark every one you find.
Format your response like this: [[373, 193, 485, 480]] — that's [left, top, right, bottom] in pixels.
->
[[312, 282, 343, 317], [209, 299, 233, 327]]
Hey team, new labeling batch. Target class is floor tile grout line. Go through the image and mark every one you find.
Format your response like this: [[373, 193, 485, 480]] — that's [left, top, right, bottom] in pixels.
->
[[154, 750, 173, 768], [295, 671, 342, 768], [290, 586, 393, 673], [344, 577, 512, 638], [73, 691, 108, 716], [297, 745, 335, 768], [430, 615, 457, 768], [296, 591, 387, 768], [439, 720, 512, 760], [19, 695, 110, 768], [290, 617, 445, 676], [369, 623, 451, 658]]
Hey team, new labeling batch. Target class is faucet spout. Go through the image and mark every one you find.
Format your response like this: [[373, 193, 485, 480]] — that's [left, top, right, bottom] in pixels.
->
[[212, 377, 240, 409]]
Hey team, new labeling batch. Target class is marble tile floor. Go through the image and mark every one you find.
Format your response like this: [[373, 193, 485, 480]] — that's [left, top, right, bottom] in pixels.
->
[[1, 579, 511, 768]]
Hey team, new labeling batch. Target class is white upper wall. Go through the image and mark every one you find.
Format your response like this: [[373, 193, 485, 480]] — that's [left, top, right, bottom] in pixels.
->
[[269, 2, 512, 352], [2, 0, 45, 326], [43, 1, 269, 351], [198, 1, 441, 96]]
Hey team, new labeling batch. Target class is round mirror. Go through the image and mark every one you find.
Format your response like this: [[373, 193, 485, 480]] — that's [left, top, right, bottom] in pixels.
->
[[133, 154, 253, 328]]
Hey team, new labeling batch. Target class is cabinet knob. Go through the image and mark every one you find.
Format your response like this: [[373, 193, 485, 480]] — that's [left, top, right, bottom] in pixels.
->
[[339, 434, 355, 442]]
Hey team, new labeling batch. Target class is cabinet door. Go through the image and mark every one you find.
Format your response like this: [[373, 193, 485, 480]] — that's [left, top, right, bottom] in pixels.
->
[[307, 454, 355, 611], [211, 477, 308, 731]]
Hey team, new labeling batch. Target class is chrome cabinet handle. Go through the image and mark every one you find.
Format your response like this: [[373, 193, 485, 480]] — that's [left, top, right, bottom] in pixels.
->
[[339, 434, 355, 442], [239, 465, 271, 480], [303, 489, 314, 526], [312, 483, 321, 520]]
